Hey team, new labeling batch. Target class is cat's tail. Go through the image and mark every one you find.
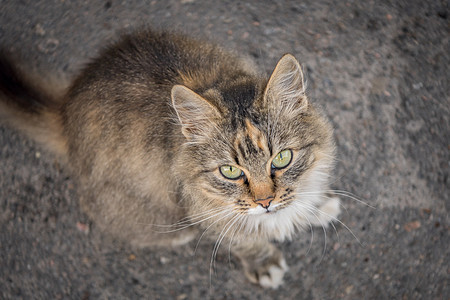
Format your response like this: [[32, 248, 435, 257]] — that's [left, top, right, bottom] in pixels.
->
[[0, 52, 68, 158]]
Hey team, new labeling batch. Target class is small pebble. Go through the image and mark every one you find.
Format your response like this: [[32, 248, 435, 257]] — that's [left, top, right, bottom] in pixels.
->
[[160, 256, 169, 264], [128, 254, 136, 261], [345, 285, 354, 294], [35, 24, 46, 36], [76, 222, 90, 234], [404, 221, 421, 232]]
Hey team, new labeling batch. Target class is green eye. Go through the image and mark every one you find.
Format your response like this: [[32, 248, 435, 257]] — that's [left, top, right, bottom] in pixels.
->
[[272, 149, 293, 169], [220, 165, 243, 180]]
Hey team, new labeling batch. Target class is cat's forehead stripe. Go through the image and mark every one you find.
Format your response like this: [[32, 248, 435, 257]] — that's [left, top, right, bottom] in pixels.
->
[[233, 119, 269, 163], [244, 119, 266, 152]]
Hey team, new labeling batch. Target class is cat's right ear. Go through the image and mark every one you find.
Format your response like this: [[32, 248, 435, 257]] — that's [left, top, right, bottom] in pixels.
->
[[263, 54, 308, 117], [171, 85, 220, 141]]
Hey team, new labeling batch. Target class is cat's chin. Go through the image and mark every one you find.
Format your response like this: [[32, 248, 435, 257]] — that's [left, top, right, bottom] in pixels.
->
[[244, 204, 302, 242], [242, 196, 337, 242], [257, 199, 340, 243]]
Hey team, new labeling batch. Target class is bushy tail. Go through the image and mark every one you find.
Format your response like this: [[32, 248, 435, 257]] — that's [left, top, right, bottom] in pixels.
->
[[0, 53, 68, 158]]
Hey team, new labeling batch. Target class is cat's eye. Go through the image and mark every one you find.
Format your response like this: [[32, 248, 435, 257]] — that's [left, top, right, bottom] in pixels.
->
[[220, 165, 244, 180], [271, 149, 293, 169]]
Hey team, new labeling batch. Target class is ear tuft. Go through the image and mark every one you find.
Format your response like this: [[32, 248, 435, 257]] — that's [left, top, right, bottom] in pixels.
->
[[264, 54, 307, 115], [171, 85, 220, 140]]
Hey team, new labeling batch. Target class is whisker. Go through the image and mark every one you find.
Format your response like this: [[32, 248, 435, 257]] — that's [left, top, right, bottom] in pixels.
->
[[211, 214, 242, 270], [290, 206, 315, 255], [298, 205, 328, 262], [177, 206, 230, 224], [209, 213, 242, 287], [292, 189, 375, 209], [227, 214, 246, 265], [325, 190, 376, 209], [150, 208, 231, 234], [148, 206, 229, 228], [338, 200, 350, 216], [297, 201, 362, 246], [194, 210, 236, 254]]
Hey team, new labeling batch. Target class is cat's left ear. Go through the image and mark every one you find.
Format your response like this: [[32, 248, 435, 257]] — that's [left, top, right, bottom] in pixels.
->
[[171, 85, 221, 141], [263, 54, 307, 115]]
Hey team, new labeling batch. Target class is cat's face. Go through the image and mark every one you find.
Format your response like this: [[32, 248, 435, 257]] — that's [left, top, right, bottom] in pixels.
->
[[172, 54, 335, 241]]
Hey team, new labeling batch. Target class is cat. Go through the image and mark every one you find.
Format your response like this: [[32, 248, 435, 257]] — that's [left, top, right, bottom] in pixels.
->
[[0, 29, 341, 289]]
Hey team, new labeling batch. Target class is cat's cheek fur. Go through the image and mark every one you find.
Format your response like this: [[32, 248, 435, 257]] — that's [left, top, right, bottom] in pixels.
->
[[243, 158, 337, 242]]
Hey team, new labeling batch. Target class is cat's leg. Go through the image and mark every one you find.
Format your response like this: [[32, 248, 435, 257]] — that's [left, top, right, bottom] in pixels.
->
[[170, 228, 197, 247], [309, 193, 341, 228], [232, 240, 288, 289], [78, 185, 198, 248]]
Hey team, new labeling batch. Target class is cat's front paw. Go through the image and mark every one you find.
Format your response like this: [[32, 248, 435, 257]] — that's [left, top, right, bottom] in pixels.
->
[[311, 195, 341, 228], [243, 255, 289, 289]]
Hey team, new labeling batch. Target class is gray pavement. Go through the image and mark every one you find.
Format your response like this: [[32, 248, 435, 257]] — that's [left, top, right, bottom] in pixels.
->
[[0, 1, 448, 299]]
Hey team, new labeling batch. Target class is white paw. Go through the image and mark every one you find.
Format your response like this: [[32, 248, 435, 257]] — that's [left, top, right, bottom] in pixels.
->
[[258, 258, 289, 289], [311, 196, 341, 228]]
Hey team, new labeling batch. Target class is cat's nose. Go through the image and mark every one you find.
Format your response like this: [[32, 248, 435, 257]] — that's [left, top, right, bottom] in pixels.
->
[[254, 196, 274, 209], [252, 182, 274, 208]]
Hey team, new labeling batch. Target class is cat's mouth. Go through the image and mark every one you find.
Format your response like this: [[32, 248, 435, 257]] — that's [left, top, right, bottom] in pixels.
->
[[248, 203, 282, 215]]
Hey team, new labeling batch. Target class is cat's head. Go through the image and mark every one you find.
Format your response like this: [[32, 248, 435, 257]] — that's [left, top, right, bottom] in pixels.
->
[[172, 54, 335, 241]]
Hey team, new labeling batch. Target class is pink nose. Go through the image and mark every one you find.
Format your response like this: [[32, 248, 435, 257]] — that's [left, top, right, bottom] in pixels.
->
[[254, 196, 274, 209]]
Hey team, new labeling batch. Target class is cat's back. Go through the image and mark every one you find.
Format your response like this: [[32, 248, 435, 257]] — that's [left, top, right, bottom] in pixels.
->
[[68, 30, 250, 98], [63, 30, 253, 145], [61, 30, 255, 181]]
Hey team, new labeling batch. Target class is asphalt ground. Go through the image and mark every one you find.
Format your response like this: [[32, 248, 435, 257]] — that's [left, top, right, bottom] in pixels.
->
[[0, 1, 448, 299]]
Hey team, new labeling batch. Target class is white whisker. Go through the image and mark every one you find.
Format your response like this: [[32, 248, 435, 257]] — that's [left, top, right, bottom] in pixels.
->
[[227, 214, 246, 265], [149, 208, 231, 234], [147, 206, 229, 228], [209, 213, 242, 287], [292, 189, 374, 209], [297, 204, 328, 261], [325, 190, 376, 209], [290, 206, 315, 255], [194, 210, 236, 254], [296, 201, 362, 246]]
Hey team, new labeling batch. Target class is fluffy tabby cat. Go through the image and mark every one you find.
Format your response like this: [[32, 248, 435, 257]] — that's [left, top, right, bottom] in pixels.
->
[[0, 29, 341, 288]]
